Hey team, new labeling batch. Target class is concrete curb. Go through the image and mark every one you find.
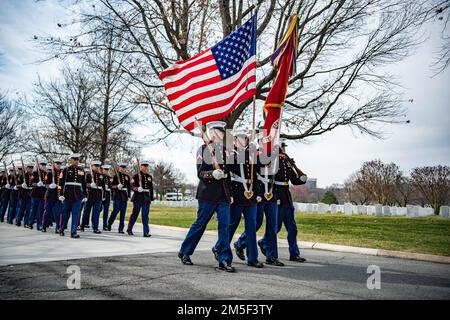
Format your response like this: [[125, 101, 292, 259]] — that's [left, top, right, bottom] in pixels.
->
[[150, 224, 450, 265]]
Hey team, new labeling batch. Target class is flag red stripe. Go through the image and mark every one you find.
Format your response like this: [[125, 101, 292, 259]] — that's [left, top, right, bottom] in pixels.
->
[[163, 64, 218, 90], [171, 67, 256, 112], [177, 75, 256, 122], [167, 75, 222, 102], [159, 52, 213, 79]]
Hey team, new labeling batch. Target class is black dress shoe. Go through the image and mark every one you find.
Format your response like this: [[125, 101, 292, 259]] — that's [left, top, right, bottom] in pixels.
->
[[103, 227, 109, 231], [107, 225, 111, 231], [127, 230, 134, 236], [234, 242, 246, 261], [218, 262, 236, 273], [85, 225, 90, 228], [258, 241, 266, 256], [37, 227, 42, 231], [93, 229, 102, 234], [180, 255, 193, 265], [0, 218, 4, 223], [79, 225, 85, 232], [71, 234, 80, 239], [266, 258, 285, 266], [59, 231, 65, 236], [290, 255, 306, 263], [143, 233, 151, 237], [29, 225, 34, 230], [118, 230, 124, 234], [16, 222, 21, 227], [41, 227, 47, 233], [247, 261, 264, 268], [212, 247, 219, 261]]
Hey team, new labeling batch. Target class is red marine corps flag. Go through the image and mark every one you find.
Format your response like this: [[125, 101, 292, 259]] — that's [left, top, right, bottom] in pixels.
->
[[159, 14, 257, 131], [262, 15, 299, 154]]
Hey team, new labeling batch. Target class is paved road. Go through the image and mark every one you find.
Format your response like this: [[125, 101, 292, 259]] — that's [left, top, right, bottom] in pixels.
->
[[0, 223, 449, 299]]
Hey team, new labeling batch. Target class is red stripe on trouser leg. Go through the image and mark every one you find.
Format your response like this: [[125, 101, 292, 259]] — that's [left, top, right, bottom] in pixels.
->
[[127, 203, 136, 231]]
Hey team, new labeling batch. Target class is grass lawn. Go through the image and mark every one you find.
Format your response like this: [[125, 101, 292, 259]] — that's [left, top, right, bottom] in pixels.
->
[[123, 205, 450, 256]]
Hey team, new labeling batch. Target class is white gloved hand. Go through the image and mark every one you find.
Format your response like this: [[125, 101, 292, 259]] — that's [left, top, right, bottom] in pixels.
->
[[256, 196, 262, 202], [5, 184, 10, 188], [13, 186, 18, 190], [37, 181, 44, 187], [21, 183, 27, 188], [230, 196, 234, 204], [49, 183, 57, 189], [212, 169, 225, 180], [300, 175, 308, 183], [59, 196, 65, 202], [82, 197, 88, 203], [90, 182, 97, 188], [138, 187, 144, 193], [117, 183, 123, 190]]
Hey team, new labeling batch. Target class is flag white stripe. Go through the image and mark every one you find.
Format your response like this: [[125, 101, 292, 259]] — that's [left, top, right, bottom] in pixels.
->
[[161, 53, 215, 84], [180, 81, 256, 127], [164, 50, 210, 72], [170, 56, 256, 106], [175, 66, 255, 116], [165, 69, 220, 96]]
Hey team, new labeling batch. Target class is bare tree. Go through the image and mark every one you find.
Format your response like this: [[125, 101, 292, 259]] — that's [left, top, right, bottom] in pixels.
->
[[151, 161, 176, 200], [411, 165, 450, 214], [0, 92, 24, 162], [82, 27, 143, 162], [427, 1, 450, 75], [343, 173, 371, 205], [26, 66, 99, 159], [35, 0, 438, 142], [394, 175, 415, 206]]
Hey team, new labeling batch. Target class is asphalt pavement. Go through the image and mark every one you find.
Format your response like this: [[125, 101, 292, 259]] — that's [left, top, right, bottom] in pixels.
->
[[0, 222, 449, 300]]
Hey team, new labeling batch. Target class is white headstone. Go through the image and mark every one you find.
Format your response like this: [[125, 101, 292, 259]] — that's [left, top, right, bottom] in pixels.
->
[[318, 203, 329, 214], [344, 203, 353, 216], [306, 204, 313, 213], [330, 204, 337, 214], [396, 207, 407, 216], [382, 206, 391, 216], [375, 204, 383, 217], [357, 205, 367, 215], [439, 206, 449, 218]]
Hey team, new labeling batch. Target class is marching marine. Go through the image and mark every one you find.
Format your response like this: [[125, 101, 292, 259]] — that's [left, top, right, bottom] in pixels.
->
[[178, 121, 235, 272], [18, 164, 33, 228], [101, 164, 112, 231], [42, 159, 63, 233], [81, 160, 105, 234], [127, 160, 154, 237], [58, 154, 87, 238], [28, 160, 47, 230], [259, 140, 308, 262], [107, 162, 131, 233]]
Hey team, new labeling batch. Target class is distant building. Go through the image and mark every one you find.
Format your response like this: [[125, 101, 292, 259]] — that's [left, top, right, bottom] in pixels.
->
[[305, 178, 317, 189]]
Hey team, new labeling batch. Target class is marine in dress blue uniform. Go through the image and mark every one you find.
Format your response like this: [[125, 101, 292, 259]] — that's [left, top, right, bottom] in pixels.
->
[[0, 169, 8, 223], [260, 141, 308, 262], [101, 165, 112, 231], [8, 166, 20, 225], [178, 121, 235, 272], [81, 161, 105, 234], [127, 160, 154, 237], [17, 164, 33, 228], [235, 143, 285, 266], [213, 129, 263, 268], [42, 159, 63, 233], [107, 163, 131, 233], [28, 160, 47, 230], [59, 154, 87, 238]]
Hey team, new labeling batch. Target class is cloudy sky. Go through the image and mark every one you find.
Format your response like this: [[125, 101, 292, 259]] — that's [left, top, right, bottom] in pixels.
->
[[1, 0, 449, 187]]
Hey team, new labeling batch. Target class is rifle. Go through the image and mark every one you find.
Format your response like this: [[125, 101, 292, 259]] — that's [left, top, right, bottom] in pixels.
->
[[111, 160, 121, 185], [35, 157, 42, 184], [89, 160, 97, 187], [20, 156, 26, 187], [136, 158, 142, 188], [51, 160, 55, 184]]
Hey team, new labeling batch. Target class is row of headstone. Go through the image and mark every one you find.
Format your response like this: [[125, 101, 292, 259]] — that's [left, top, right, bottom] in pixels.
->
[[152, 200, 446, 218]]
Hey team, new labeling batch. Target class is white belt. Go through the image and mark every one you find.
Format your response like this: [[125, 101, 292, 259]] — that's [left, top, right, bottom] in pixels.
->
[[257, 174, 271, 184], [274, 181, 289, 186], [66, 182, 82, 186], [230, 173, 251, 184]]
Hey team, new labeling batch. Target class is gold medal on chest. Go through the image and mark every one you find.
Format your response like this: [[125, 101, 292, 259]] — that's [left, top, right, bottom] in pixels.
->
[[244, 191, 254, 199], [264, 192, 273, 200]]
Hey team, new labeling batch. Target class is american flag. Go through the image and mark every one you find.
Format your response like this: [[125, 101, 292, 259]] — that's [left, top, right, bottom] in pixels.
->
[[159, 14, 257, 132]]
